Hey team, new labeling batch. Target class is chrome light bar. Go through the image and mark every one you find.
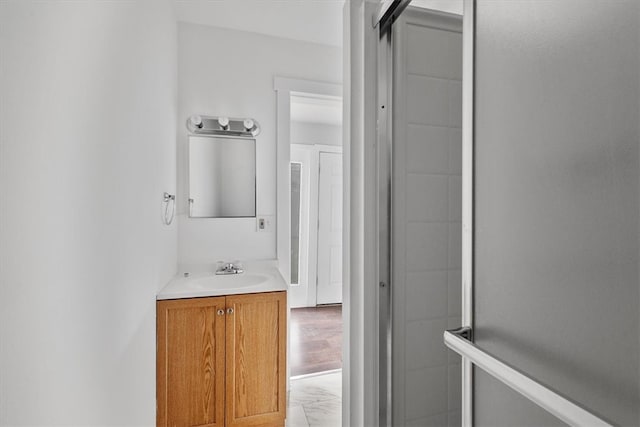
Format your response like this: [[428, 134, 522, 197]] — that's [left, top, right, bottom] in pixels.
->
[[444, 328, 613, 427], [186, 115, 260, 138]]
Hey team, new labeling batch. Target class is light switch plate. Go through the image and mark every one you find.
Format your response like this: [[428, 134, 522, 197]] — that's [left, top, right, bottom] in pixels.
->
[[256, 215, 275, 233]]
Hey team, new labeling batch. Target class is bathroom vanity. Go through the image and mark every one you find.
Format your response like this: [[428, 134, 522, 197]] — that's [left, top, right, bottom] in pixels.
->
[[156, 265, 287, 427]]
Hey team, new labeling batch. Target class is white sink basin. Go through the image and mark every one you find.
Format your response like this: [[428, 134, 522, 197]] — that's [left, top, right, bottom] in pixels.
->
[[186, 274, 268, 291], [157, 265, 287, 300]]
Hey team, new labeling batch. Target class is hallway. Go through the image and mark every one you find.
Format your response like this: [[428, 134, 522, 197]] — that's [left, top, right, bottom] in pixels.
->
[[290, 305, 343, 377]]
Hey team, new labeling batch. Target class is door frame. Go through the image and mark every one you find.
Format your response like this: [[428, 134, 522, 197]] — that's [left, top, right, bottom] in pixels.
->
[[460, 0, 475, 425], [345, 1, 383, 424], [274, 77, 342, 287], [273, 76, 345, 396]]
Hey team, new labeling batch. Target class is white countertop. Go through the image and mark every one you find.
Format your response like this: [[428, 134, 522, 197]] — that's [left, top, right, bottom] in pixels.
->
[[157, 262, 287, 300]]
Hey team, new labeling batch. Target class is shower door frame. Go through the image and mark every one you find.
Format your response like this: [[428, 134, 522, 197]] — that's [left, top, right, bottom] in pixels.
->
[[459, 1, 474, 425], [374, 0, 475, 425]]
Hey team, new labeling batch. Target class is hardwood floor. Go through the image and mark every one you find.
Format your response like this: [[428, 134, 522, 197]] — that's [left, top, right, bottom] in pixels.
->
[[289, 305, 342, 377]]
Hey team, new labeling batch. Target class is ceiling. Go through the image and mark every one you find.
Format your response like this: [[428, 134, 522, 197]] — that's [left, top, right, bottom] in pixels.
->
[[173, 1, 462, 49], [174, 0, 345, 47], [412, 0, 463, 15], [291, 94, 342, 126]]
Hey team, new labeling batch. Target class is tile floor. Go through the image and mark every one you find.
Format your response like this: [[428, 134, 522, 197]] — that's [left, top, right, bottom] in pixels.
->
[[287, 370, 342, 427]]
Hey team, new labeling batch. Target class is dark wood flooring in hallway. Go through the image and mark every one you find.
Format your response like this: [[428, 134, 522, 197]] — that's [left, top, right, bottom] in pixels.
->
[[289, 305, 342, 377]]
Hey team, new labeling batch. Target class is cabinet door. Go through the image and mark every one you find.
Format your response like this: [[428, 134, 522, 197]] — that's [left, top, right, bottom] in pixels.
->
[[225, 292, 287, 427], [157, 297, 226, 427]]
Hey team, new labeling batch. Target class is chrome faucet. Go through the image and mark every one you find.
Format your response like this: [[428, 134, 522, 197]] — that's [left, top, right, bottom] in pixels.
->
[[215, 262, 244, 275]]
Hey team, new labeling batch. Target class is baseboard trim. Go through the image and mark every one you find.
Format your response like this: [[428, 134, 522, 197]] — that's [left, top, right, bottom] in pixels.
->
[[290, 368, 342, 381]]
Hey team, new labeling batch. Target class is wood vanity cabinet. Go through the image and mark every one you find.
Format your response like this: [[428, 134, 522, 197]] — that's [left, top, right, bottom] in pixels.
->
[[157, 291, 287, 427]]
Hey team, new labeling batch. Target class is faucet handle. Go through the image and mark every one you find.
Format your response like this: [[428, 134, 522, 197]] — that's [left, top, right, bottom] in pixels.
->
[[214, 260, 243, 274]]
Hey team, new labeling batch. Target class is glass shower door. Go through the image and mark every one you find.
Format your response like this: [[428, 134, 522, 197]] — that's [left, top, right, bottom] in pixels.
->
[[464, 0, 640, 425]]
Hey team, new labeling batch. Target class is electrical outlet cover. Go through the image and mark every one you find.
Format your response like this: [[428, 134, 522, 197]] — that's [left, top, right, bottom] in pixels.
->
[[256, 215, 275, 232]]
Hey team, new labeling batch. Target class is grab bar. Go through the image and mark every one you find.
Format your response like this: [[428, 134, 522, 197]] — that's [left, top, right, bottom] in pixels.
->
[[444, 328, 613, 427]]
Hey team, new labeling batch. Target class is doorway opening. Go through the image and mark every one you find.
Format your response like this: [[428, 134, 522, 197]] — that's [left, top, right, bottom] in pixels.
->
[[288, 92, 344, 426]]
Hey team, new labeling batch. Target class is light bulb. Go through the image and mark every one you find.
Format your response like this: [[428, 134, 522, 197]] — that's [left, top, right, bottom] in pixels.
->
[[189, 115, 203, 128], [243, 119, 255, 131], [218, 117, 230, 130]]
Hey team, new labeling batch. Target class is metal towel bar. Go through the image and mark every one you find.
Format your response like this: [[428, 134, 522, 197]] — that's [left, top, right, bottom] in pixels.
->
[[444, 328, 613, 427]]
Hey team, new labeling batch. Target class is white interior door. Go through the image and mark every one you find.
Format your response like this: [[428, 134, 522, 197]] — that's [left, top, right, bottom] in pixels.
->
[[316, 151, 343, 305]]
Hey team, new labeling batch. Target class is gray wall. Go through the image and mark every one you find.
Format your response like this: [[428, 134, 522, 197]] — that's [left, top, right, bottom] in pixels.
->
[[474, 1, 640, 425]]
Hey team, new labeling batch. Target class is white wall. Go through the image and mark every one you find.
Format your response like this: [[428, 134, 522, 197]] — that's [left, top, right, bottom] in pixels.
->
[[291, 121, 343, 146], [0, 1, 177, 424], [177, 23, 342, 265]]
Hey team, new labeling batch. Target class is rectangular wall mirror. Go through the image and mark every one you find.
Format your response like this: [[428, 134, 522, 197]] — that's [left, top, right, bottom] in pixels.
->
[[188, 136, 256, 218]]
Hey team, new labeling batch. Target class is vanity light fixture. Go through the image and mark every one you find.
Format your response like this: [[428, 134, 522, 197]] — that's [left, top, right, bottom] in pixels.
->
[[186, 114, 260, 138]]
